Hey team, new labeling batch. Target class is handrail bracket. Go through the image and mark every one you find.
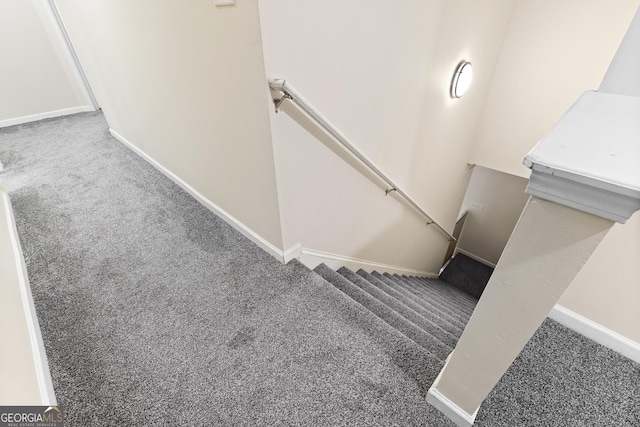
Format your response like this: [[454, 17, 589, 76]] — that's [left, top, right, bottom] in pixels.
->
[[273, 93, 291, 113], [385, 188, 397, 196]]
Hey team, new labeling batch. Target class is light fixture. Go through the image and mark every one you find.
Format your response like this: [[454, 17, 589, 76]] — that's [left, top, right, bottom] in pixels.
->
[[450, 61, 473, 98]]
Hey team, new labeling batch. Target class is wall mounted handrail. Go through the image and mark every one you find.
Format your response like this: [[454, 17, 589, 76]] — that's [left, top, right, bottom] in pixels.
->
[[268, 78, 456, 242]]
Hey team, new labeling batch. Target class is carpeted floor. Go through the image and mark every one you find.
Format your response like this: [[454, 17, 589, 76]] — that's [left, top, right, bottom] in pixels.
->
[[0, 112, 638, 426], [440, 253, 494, 299]]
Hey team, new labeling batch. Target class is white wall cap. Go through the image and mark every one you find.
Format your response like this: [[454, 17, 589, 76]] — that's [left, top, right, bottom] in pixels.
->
[[524, 91, 640, 222]]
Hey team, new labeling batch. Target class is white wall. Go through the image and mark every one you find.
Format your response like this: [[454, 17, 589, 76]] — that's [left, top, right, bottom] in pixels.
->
[[0, 1, 91, 126], [465, 0, 640, 343], [54, 0, 283, 251], [600, 8, 640, 97], [471, 0, 640, 178], [457, 166, 529, 265], [560, 213, 640, 342], [259, 0, 515, 274]]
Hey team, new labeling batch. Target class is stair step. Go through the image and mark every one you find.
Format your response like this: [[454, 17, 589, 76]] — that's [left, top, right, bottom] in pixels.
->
[[314, 264, 451, 361], [418, 277, 479, 315], [309, 267, 446, 396], [356, 269, 465, 337], [409, 275, 480, 308], [400, 275, 478, 313], [336, 267, 459, 347], [430, 277, 479, 307], [371, 272, 470, 329], [386, 273, 474, 318], [439, 253, 494, 299]]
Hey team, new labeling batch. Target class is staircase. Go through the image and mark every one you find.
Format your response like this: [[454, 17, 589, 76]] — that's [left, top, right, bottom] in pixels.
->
[[313, 264, 479, 364]]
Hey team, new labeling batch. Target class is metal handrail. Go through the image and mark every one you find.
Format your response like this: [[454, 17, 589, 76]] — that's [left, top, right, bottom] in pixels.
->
[[268, 78, 456, 242]]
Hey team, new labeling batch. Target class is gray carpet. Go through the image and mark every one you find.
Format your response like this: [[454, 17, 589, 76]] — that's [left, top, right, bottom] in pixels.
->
[[476, 318, 640, 426], [439, 253, 494, 299], [1, 112, 638, 426]]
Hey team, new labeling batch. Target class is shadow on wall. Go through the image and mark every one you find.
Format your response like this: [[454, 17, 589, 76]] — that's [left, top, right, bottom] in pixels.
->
[[271, 90, 451, 274], [457, 166, 530, 266]]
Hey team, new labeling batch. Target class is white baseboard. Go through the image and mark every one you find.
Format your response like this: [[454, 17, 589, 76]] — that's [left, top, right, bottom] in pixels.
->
[[2, 192, 57, 405], [549, 304, 640, 364], [427, 387, 479, 427], [283, 243, 303, 263], [0, 106, 95, 128], [109, 128, 286, 263], [454, 248, 496, 268], [299, 248, 439, 278], [109, 128, 445, 277]]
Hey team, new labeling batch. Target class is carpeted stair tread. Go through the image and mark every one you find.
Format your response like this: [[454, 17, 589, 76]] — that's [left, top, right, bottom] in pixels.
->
[[402, 276, 477, 316], [336, 267, 458, 348], [314, 264, 452, 361], [291, 263, 447, 397], [404, 275, 479, 307], [384, 273, 473, 320], [439, 253, 494, 299], [356, 269, 464, 337], [385, 273, 472, 322], [401, 275, 477, 313], [370, 271, 469, 331], [409, 275, 480, 308], [402, 275, 476, 315], [372, 272, 470, 329]]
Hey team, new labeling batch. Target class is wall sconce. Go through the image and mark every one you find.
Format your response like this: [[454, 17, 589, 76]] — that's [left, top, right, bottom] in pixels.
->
[[451, 61, 473, 98]]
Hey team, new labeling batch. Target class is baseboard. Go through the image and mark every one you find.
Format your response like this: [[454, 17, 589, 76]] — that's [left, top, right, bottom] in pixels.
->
[[549, 304, 640, 364], [109, 128, 286, 263], [426, 387, 479, 427], [454, 248, 497, 268], [2, 192, 57, 405], [283, 243, 303, 263], [299, 248, 439, 278], [109, 128, 447, 277], [0, 106, 95, 129]]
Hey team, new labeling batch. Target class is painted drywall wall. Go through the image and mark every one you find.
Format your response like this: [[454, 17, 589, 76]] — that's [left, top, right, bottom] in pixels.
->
[[0, 1, 90, 125], [0, 190, 42, 404], [54, 0, 283, 250], [471, 0, 640, 178], [465, 0, 640, 345], [259, 0, 515, 273], [457, 166, 529, 265], [560, 213, 640, 342], [600, 7, 640, 96], [563, 7, 640, 343]]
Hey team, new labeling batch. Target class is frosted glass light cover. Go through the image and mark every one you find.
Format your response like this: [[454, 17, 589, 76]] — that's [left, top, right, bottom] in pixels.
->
[[451, 61, 473, 98]]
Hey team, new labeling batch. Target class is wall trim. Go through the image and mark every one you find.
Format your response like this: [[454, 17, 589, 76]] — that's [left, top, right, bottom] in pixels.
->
[[283, 243, 303, 263], [299, 248, 439, 278], [0, 106, 94, 129], [110, 128, 446, 277], [526, 168, 640, 224], [45, 0, 99, 109], [454, 247, 497, 268], [549, 304, 640, 364], [109, 128, 287, 263], [2, 192, 57, 405], [426, 387, 479, 427]]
